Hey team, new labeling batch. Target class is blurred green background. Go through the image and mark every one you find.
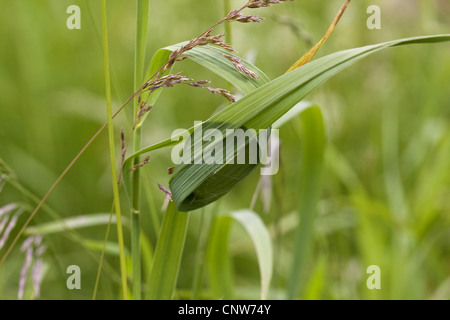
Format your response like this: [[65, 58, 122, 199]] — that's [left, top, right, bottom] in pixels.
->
[[0, 0, 449, 299]]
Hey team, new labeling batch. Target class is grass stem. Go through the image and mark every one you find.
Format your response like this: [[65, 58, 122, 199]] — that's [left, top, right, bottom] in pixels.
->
[[101, 0, 128, 300], [131, 0, 150, 300], [190, 208, 205, 299]]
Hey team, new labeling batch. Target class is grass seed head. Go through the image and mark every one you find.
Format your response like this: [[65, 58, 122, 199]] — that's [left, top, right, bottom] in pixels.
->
[[223, 54, 259, 79], [248, 0, 293, 9], [158, 183, 173, 201], [232, 14, 264, 23]]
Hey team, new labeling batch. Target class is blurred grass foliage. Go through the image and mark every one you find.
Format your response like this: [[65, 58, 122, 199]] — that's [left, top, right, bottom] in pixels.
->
[[0, 0, 449, 299]]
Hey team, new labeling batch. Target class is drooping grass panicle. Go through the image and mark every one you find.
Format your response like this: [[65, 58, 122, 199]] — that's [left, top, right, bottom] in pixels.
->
[[135, 0, 290, 108], [0, 216, 8, 236], [222, 54, 259, 79], [130, 156, 151, 172], [18, 246, 33, 300], [32, 256, 45, 298], [134, 102, 153, 128], [18, 235, 46, 300], [133, 73, 235, 131], [120, 128, 127, 168], [158, 183, 173, 202], [248, 0, 294, 9], [0, 213, 19, 250], [229, 13, 264, 23], [200, 86, 236, 103], [188, 80, 237, 103], [0, 203, 17, 218]]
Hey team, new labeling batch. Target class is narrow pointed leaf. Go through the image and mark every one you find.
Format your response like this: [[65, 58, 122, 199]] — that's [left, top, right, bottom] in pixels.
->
[[206, 210, 272, 300], [24, 213, 130, 235], [147, 202, 189, 300], [288, 106, 326, 299]]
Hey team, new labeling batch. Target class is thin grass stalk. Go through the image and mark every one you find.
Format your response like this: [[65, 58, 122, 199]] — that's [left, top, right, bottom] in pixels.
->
[[143, 178, 161, 236], [131, 213, 141, 299], [101, 0, 128, 300], [140, 232, 154, 290], [272, 158, 284, 293], [92, 205, 114, 300], [131, 0, 150, 300], [224, 0, 232, 45], [147, 202, 190, 300], [287, 108, 325, 299], [190, 208, 205, 300]]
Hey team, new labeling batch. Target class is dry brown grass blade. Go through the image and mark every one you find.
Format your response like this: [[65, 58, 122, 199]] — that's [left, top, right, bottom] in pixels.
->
[[286, 0, 351, 73]]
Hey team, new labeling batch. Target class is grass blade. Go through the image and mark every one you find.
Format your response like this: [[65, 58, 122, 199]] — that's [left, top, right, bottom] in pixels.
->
[[206, 214, 234, 299], [147, 202, 189, 300], [100, 0, 128, 300], [231, 210, 273, 300], [287, 106, 326, 299], [130, 0, 150, 301], [206, 210, 272, 300], [24, 213, 130, 235]]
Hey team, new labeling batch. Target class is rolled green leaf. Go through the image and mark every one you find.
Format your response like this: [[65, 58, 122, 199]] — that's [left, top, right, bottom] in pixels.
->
[[170, 121, 271, 211], [125, 35, 450, 212], [168, 35, 450, 212]]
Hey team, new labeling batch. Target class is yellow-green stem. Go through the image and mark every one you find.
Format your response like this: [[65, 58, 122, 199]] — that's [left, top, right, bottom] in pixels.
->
[[131, 0, 150, 300], [190, 208, 205, 300], [101, 0, 128, 300]]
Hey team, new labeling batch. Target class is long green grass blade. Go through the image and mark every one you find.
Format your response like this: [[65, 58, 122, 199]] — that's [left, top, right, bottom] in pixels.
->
[[206, 214, 234, 299], [24, 213, 130, 235], [201, 35, 450, 131], [82, 239, 130, 256], [101, 0, 128, 299], [147, 202, 189, 300], [287, 106, 326, 299], [206, 210, 272, 300], [231, 210, 273, 300], [131, 0, 150, 301]]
